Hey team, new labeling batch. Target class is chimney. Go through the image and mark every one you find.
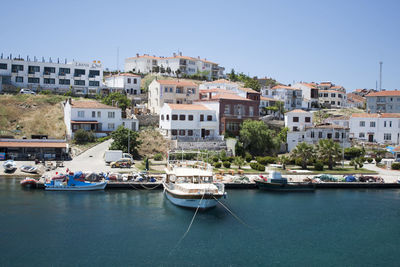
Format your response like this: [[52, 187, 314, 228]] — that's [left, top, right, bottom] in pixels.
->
[[136, 53, 139, 57], [179, 52, 182, 56], [173, 53, 176, 57]]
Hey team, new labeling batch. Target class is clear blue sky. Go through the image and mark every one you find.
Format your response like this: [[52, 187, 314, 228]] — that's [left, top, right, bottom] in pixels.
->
[[2, 0, 399, 91]]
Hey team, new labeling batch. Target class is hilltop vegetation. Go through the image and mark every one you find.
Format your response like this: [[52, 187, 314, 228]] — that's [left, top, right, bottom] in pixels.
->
[[0, 94, 68, 139]]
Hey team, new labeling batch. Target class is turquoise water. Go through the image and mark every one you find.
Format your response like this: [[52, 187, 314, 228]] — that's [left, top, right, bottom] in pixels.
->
[[1, 178, 400, 266]]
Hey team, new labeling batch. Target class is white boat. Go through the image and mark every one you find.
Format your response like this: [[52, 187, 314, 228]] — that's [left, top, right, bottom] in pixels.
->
[[163, 152, 226, 210], [20, 165, 38, 174], [3, 160, 17, 171], [45, 171, 107, 191]]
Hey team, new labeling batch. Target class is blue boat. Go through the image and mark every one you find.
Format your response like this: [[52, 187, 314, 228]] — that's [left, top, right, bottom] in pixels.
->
[[255, 171, 315, 192], [45, 171, 107, 191]]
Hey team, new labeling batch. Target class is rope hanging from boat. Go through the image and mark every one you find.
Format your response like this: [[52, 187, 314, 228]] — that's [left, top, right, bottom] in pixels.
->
[[168, 190, 205, 256], [127, 182, 161, 190], [213, 196, 254, 230]]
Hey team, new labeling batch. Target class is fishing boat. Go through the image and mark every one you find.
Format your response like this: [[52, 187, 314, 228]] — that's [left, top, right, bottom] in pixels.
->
[[20, 165, 38, 174], [163, 151, 226, 210], [20, 177, 38, 188], [255, 171, 315, 192], [3, 160, 17, 172], [45, 171, 107, 191]]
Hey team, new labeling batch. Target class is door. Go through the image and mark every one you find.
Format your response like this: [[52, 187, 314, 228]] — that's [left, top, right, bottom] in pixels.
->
[[368, 134, 374, 142], [201, 129, 205, 138]]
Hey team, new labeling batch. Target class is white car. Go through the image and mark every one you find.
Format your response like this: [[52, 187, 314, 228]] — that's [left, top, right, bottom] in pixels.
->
[[20, 89, 36, 95]]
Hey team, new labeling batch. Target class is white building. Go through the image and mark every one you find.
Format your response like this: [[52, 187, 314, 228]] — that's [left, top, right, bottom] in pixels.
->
[[259, 96, 281, 116], [346, 93, 365, 108], [159, 103, 220, 140], [199, 79, 239, 91], [104, 73, 144, 102], [284, 109, 313, 132], [291, 82, 319, 109], [124, 53, 224, 80], [318, 90, 346, 108], [0, 56, 103, 95], [148, 79, 199, 114], [261, 85, 302, 111], [63, 99, 138, 139], [324, 115, 350, 128], [349, 113, 400, 144], [366, 91, 400, 113]]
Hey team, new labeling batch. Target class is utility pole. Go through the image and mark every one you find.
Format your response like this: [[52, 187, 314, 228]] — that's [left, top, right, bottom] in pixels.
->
[[127, 129, 130, 154], [117, 47, 120, 73], [379, 61, 383, 91]]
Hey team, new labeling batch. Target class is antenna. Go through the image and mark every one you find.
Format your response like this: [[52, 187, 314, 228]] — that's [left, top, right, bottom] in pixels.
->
[[379, 61, 383, 91], [116, 47, 119, 73]]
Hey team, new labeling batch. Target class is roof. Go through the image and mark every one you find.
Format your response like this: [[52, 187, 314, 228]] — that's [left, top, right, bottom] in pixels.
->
[[298, 82, 317, 88], [271, 85, 299, 90], [208, 79, 237, 84], [260, 96, 278, 101], [71, 120, 99, 124], [326, 115, 350, 121], [156, 80, 197, 87], [105, 73, 141, 78], [307, 124, 349, 130], [166, 104, 209, 111], [0, 139, 67, 148], [239, 88, 260, 94], [347, 93, 365, 103], [394, 146, 400, 152], [199, 88, 232, 94], [126, 55, 161, 60], [71, 101, 119, 109], [286, 109, 309, 114], [319, 89, 344, 94], [351, 113, 400, 118], [366, 91, 400, 97], [210, 93, 251, 101]]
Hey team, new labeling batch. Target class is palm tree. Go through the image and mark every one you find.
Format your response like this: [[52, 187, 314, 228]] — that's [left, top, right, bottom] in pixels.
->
[[233, 156, 245, 169], [279, 155, 290, 170], [291, 142, 314, 169], [316, 139, 341, 170]]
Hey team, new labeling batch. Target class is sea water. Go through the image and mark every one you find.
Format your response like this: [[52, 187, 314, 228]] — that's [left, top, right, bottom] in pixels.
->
[[1, 178, 400, 266]]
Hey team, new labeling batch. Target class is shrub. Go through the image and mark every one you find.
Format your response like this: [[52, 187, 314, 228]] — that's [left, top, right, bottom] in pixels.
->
[[344, 147, 364, 160], [74, 129, 95, 144], [314, 160, 324, 171], [375, 157, 382, 165], [214, 162, 222, 168], [257, 164, 265, 171], [295, 157, 303, 167], [250, 162, 258, 170], [223, 161, 231, 168], [212, 156, 219, 163], [153, 153, 163, 161], [245, 152, 252, 163], [250, 162, 265, 171], [256, 156, 276, 165], [97, 135, 111, 142], [227, 156, 234, 163], [392, 163, 400, 170], [367, 158, 373, 163]]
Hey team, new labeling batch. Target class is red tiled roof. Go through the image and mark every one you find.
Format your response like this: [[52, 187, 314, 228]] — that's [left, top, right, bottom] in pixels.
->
[[199, 88, 232, 94], [167, 104, 209, 110], [210, 93, 250, 101], [240, 88, 260, 94], [308, 124, 349, 129], [347, 93, 365, 103], [71, 101, 119, 109], [156, 80, 197, 87], [351, 113, 400, 118], [271, 85, 299, 90], [286, 109, 309, 113], [209, 79, 237, 84], [260, 96, 277, 101], [366, 91, 400, 97]]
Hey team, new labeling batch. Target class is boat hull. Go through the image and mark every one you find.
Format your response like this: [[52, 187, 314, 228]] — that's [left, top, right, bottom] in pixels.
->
[[255, 180, 315, 192], [165, 190, 220, 209], [45, 182, 107, 191], [20, 180, 38, 188]]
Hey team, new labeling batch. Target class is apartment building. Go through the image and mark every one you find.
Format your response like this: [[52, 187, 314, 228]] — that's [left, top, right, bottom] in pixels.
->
[[199, 79, 239, 91], [0, 55, 103, 95], [323, 115, 350, 128], [291, 82, 319, 109], [104, 73, 144, 102], [64, 99, 138, 139], [124, 53, 224, 80], [284, 109, 313, 132], [159, 104, 220, 140], [261, 85, 302, 111], [349, 113, 400, 144], [317, 81, 346, 93], [318, 90, 346, 108], [148, 79, 199, 114], [366, 91, 400, 113]]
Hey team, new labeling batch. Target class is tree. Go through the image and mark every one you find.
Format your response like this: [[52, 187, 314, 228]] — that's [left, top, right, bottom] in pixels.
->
[[233, 157, 245, 169], [291, 142, 314, 169], [278, 127, 289, 143], [73, 129, 95, 144], [279, 155, 290, 170], [166, 67, 172, 75], [244, 78, 261, 92], [239, 120, 278, 156], [228, 69, 238, 82], [274, 101, 285, 119], [101, 92, 131, 112], [110, 126, 141, 158], [316, 139, 341, 170]]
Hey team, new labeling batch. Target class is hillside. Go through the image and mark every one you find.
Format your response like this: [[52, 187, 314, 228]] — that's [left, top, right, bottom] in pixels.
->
[[0, 94, 67, 139]]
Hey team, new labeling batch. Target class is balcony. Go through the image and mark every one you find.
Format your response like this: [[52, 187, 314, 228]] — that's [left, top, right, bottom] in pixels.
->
[[199, 121, 218, 128]]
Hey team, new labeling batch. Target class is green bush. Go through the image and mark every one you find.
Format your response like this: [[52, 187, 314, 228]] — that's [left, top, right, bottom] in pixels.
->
[[314, 161, 324, 171], [214, 162, 222, 168], [250, 162, 265, 171], [257, 164, 265, 171], [250, 162, 258, 170], [295, 157, 303, 167], [153, 153, 163, 161], [256, 156, 276, 165], [74, 129, 95, 144], [223, 161, 231, 168], [212, 156, 219, 163], [367, 158, 373, 163], [245, 152, 252, 163], [392, 163, 400, 170], [344, 147, 364, 160], [97, 135, 111, 142], [227, 156, 234, 163], [375, 157, 382, 165]]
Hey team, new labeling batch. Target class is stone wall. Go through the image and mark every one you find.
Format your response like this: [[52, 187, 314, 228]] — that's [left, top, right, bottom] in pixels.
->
[[136, 114, 159, 128], [174, 140, 227, 151]]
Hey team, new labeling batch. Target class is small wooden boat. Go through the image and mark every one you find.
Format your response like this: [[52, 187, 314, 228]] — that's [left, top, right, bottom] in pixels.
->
[[20, 177, 38, 188], [20, 165, 38, 174], [45, 171, 107, 191], [3, 160, 17, 172], [255, 171, 315, 192]]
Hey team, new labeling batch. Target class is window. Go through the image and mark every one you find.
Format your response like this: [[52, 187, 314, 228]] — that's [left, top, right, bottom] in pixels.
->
[[249, 106, 254, 116], [179, 115, 185, 120], [15, 76, 23, 83], [172, 115, 178, 120], [200, 114, 204, 121], [318, 132, 323, 138], [92, 111, 95, 118], [166, 115, 169, 120], [78, 111, 85, 118], [384, 121, 387, 127], [161, 115, 164, 120], [224, 105, 230, 114], [88, 70, 99, 77], [59, 68, 70, 75], [127, 78, 131, 84], [11, 64, 23, 72], [44, 67, 55, 74], [188, 130, 193, 136], [188, 115, 193, 121], [360, 121, 365, 127], [331, 93, 336, 97], [44, 78, 55, 84], [89, 81, 99, 86], [293, 117, 299, 122], [28, 66, 40, 73], [108, 112, 115, 118], [176, 87, 183, 94], [74, 69, 85, 77], [338, 94, 342, 98], [179, 130, 186, 136], [0, 63, 7, 70], [97, 111, 101, 118], [311, 131, 315, 138], [384, 133, 391, 140], [108, 123, 115, 130], [293, 126, 299, 131], [305, 117, 311, 123], [359, 132, 365, 138], [331, 101, 335, 105], [169, 87, 173, 92], [207, 115, 212, 121], [324, 93, 328, 97], [59, 79, 70, 85], [171, 130, 177, 135], [28, 77, 39, 84], [335, 132, 340, 139], [164, 87, 168, 92], [74, 80, 85, 86], [133, 79, 137, 84], [338, 102, 341, 106], [390, 121, 392, 127], [370, 121, 376, 127]]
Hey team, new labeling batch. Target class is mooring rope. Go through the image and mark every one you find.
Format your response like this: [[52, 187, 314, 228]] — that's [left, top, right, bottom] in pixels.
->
[[213, 196, 254, 230], [126, 182, 161, 190]]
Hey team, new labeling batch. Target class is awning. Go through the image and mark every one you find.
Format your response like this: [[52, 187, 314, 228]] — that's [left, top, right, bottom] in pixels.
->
[[0, 141, 67, 148], [71, 120, 99, 124]]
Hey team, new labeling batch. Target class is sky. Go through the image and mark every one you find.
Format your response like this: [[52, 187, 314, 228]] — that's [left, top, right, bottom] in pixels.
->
[[2, 0, 400, 91]]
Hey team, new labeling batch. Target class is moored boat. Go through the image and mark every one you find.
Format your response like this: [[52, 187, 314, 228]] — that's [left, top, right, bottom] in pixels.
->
[[255, 171, 315, 192], [20, 165, 38, 174], [20, 177, 38, 188], [163, 152, 226, 210], [3, 160, 17, 172], [45, 171, 107, 191]]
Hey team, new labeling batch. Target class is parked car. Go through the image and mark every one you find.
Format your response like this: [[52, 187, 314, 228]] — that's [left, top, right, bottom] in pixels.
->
[[20, 88, 36, 95], [110, 158, 133, 168]]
